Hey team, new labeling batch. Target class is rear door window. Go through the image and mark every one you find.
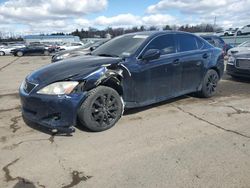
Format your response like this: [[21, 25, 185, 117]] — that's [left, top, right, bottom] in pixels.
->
[[177, 34, 198, 52]]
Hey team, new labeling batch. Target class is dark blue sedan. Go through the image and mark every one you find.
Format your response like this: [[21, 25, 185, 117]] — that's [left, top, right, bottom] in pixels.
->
[[20, 31, 224, 133]]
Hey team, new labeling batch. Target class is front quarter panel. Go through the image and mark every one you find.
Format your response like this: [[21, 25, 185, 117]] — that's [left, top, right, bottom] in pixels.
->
[[72, 65, 124, 93]]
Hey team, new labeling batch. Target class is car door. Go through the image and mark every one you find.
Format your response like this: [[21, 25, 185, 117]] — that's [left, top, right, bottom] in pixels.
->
[[176, 34, 207, 93], [25, 46, 35, 55], [32, 46, 44, 55], [124, 34, 180, 105]]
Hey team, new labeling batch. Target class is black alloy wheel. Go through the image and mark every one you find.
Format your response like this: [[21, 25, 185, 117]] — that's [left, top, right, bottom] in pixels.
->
[[199, 69, 219, 98], [206, 72, 219, 95], [78, 86, 123, 132], [91, 93, 119, 126]]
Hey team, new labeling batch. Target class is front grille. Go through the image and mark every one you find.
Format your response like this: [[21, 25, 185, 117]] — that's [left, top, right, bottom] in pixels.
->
[[236, 59, 250, 70], [23, 80, 37, 93]]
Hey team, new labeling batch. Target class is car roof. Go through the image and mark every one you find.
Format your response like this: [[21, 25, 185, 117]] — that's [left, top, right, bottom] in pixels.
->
[[122, 30, 199, 38]]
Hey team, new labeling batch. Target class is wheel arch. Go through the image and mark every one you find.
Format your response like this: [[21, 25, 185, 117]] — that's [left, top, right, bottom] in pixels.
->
[[77, 66, 124, 96], [210, 66, 221, 78], [0, 51, 5, 56], [99, 76, 123, 96]]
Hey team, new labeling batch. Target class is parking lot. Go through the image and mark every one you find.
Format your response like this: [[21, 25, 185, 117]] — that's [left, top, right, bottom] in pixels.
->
[[0, 56, 250, 188]]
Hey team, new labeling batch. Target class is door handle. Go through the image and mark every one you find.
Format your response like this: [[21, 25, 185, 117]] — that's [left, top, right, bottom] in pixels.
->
[[203, 53, 209, 59], [173, 59, 180, 66]]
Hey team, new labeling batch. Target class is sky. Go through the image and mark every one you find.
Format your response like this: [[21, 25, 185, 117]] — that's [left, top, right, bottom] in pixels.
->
[[0, 0, 250, 35]]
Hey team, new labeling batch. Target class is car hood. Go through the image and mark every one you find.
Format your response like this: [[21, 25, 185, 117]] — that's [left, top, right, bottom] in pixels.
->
[[228, 47, 250, 54], [56, 47, 87, 56], [64, 49, 90, 57], [233, 52, 250, 58], [27, 55, 122, 85]]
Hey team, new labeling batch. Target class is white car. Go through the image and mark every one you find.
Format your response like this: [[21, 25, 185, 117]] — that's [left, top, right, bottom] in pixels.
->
[[227, 41, 250, 55], [0, 44, 25, 56], [215, 28, 237, 36], [0, 46, 17, 56], [237, 25, 250, 35], [58, 42, 84, 51]]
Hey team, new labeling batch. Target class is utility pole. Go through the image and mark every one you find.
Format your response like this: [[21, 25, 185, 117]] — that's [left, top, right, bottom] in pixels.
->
[[213, 16, 217, 30]]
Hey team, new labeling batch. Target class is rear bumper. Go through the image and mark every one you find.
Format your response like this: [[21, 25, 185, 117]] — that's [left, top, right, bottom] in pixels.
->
[[226, 64, 250, 78], [19, 87, 87, 133]]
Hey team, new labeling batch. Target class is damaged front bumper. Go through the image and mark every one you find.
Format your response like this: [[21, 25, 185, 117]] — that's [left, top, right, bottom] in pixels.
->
[[19, 87, 87, 133]]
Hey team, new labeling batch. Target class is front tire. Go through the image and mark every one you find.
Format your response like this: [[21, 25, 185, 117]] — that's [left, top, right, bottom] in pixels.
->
[[78, 86, 123, 132], [199, 69, 219, 98], [17, 51, 23, 57], [0, 51, 5, 56]]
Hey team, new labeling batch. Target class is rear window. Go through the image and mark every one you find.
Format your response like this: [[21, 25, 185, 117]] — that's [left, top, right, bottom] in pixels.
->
[[214, 37, 225, 44], [177, 34, 198, 52], [201, 36, 216, 46]]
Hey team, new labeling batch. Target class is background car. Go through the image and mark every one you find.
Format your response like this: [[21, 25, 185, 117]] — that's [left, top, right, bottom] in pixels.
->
[[51, 39, 109, 63], [20, 31, 224, 133], [224, 28, 238, 36], [200, 35, 231, 55], [11, 44, 55, 56], [227, 51, 250, 79], [227, 40, 250, 55], [0, 46, 18, 56], [58, 42, 84, 51], [214, 28, 238, 37], [237, 25, 250, 35], [0, 44, 26, 56]]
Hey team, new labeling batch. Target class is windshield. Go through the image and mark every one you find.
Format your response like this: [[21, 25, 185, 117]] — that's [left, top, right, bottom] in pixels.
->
[[92, 34, 148, 57], [239, 41, 250, 47]]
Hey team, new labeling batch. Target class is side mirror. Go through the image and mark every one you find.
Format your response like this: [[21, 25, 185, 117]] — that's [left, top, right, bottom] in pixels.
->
[[142, 49, 160, 61]]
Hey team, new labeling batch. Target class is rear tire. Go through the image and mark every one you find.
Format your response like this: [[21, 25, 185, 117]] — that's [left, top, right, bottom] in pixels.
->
[[78, 86, 123, 132], [0, 51, 5, 56], [17, 51, 23, 57], [199, 69, 219, 98], [237, 31, 242, 36]]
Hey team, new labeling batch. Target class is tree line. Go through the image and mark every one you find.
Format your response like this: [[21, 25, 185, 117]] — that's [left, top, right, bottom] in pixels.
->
[[70, 24, 221, 39], [0, 24, 222, 42]]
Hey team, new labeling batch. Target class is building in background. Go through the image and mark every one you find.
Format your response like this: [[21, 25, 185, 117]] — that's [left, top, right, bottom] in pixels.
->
[[23, 35, 80, 44]]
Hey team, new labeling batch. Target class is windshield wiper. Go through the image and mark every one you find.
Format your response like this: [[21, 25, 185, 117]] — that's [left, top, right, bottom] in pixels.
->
[[97, 53, 119, 58]]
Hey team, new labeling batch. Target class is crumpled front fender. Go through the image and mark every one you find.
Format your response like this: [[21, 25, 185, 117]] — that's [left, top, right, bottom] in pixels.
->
[[81, 65, 124, 92]]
